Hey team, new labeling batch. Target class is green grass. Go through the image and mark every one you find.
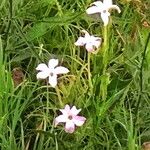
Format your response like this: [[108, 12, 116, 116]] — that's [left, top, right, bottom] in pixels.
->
[[0, 0, 150, 149]]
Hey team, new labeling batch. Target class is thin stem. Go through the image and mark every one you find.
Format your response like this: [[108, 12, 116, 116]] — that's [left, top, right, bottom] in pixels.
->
[[46, 84, 49, 115], [100, 25, 109, 101], [88, 53, 93, 88], [55, 86, 63, 107], [3, 0, 13, 53], [102, 25, 108, 74]]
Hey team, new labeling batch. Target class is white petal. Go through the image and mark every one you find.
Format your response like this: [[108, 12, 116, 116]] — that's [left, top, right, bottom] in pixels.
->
[[48, 74, 57, 87], [85, 43, 94, 52], [75, 37, 86, 46], [81, 30, 91, 40], [54, 66, 69, 75], [54, 115, 68, 127], [48, 59, 59, 69], [65, 121, 75, 133], [101, 12, 109, 26], [73, 116, 86, 126], [103, 0, 113, 7], [36, 71, 49, 79], [81, 30, 89, 35], [86, 6, 101, 14], [109, 5, 121, 13], [36, 63, 48, 71], [70, 106, 81, 116], [92, 1, 103, 8]]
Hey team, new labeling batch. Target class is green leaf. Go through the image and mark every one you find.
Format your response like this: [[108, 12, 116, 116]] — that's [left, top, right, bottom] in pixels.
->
[[21, 12, 82, 42]]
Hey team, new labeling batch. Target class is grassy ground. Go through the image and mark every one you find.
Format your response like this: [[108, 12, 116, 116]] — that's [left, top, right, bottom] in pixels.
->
[[0, 0, 150, 149]]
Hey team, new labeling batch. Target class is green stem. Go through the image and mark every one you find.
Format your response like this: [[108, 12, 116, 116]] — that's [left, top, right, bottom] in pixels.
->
[[55, 86, 63, 107], [100, 25, 109, 101], [3, 0, 13, 54], [102, 25, 108, 75], [88, 53, 93, 89], [46, 84, 49, 115]]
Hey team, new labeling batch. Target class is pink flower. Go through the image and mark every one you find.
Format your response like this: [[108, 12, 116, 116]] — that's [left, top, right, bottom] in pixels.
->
[[54, 104, 86, 133], [75, 30, 102, 52]]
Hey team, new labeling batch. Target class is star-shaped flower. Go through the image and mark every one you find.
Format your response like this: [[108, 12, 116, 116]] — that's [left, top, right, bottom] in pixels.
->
[[36, 59, 69, 88], [54, 104, 86, 133], [86, 0, 121, 26], [75, 30, 102, 52]]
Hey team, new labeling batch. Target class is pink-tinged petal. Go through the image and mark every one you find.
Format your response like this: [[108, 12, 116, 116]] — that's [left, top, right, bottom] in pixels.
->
[[101, 12, 110, 26], [36, 63, 48, 71], [36, 71, 49, 79], [92, 38, 102, 48], [60, 104, 71, 115], [54, 66, 69, 75], [73, 116, 86, 126], [91, 36, 102, 48], [70, 106, 81, 116], [85, 43, 94, 52], [54, 115, 68, 127], [103, 0, 113, 7], [75, 37, 86, 46], [65, 121, 75, 133], [64, 104, 71, 111], [48, 74, 57, 87], [109, 5, 121, 13], [48, 59, 59, 69], [86, 6, 101, 14]]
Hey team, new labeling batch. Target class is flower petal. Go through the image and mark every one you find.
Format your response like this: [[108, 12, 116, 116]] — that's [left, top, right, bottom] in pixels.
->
[[86, 6, 101, 14], [70, 106, 81, 116], [54, 115, 68, 127], [65, 120, 75, 133], [109, 5, 121, 13], [60, 104, 71, 115], [48, 74, 57, 87], [75, 37, 86, 46], [85, 43, 94, 52], [73, 116, 86, 126], [92, 1, 103, 8], [91, 38, 102, 48], [37, 71, 49, 79], [48, 59, 59, 69], [101, 12, 109, 26], [54, 66, 69, 75], [103, 0, 113, 7], [36, 63, 48, 71]]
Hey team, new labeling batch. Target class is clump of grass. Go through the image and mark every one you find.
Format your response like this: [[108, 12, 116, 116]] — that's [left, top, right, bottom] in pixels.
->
[[0, 0, 150, 149]]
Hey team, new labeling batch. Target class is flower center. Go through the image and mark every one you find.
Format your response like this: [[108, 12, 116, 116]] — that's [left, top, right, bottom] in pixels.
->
[[49, 72, 54, 76], [68, 115, 73, 120], [103, 10, 107, 13]]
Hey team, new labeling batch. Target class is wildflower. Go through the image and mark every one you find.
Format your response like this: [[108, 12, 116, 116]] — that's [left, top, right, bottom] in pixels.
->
[[86, 0, 121, 26], [75, 30, 102, 52], [54, 104, 86, 133], [36, 59, 69, 88]]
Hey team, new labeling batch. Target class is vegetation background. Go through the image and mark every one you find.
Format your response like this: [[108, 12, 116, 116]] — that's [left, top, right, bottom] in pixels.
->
[[0, 0, 150, 149]]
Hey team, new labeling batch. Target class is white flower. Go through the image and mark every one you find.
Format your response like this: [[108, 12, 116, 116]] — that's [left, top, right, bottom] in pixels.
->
[[36, 59, 69, 88], [54, 104, 86, 133], [86, 0, 121, 26], [75, 30, 102, 52]]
